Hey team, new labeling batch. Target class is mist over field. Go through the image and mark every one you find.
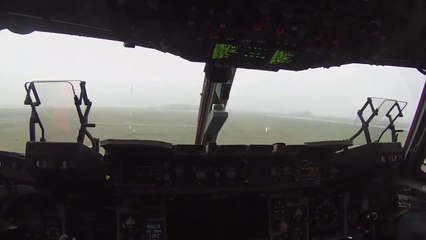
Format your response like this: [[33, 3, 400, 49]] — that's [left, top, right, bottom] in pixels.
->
[[0, 107, 408, 153]]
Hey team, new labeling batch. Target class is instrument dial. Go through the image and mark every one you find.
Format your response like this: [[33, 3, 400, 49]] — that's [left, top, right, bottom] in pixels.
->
[[314, 200, 339, 230]]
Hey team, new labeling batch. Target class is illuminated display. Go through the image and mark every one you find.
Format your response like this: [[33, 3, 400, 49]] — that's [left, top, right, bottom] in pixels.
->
[[212, 43, 239, 59], [244, 46, 267, 59], [269, 50, 295, 64]]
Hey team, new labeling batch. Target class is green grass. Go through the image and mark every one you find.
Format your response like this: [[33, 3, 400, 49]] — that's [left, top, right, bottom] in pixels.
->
[[0, 108, 408, 153]]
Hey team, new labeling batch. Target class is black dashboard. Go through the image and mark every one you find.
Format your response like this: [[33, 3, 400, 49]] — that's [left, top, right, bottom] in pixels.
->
[[1, 0, 426, 71], [0, 140, 409, 240]]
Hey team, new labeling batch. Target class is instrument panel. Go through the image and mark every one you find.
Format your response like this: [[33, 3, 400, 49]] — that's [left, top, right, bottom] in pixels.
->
[[114, 193, 367, 240], [101, 140, 340, 193], [0, 140, 404, 240], [2, 0, 426, 70], [100, 140, 402, 194]]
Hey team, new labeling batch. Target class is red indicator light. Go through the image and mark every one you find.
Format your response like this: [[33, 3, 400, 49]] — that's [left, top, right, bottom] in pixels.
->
[[276, 27, 285, 34]]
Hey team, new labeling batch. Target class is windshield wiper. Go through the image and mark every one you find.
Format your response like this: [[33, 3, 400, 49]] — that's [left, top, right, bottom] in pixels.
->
[[350, 97, 407, 144], [24, 80, 99, 151]]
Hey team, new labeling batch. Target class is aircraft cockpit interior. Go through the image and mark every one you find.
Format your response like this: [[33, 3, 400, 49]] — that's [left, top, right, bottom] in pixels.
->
[[1, 1, 426, 240]]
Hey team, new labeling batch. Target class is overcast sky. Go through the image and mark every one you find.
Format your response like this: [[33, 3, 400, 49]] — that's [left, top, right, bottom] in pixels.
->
[[0, 29, 424, 121]]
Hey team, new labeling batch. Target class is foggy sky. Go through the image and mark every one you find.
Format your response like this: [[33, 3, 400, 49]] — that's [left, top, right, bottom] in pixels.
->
[[0, 30, 424, 121]]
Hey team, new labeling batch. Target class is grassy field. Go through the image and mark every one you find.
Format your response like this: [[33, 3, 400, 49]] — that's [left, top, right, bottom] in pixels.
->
[[0, 107, 408, 153]]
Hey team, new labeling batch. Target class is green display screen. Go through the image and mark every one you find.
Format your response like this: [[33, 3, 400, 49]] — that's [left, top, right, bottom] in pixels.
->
[[269, 50, 294, 64], [212, 44, 239, 59]]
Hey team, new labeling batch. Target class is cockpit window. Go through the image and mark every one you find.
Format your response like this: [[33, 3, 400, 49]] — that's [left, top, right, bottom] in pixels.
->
[[219, 65, 424, 145], [0, 30, 204, 152], [0, 30, 424, 153]]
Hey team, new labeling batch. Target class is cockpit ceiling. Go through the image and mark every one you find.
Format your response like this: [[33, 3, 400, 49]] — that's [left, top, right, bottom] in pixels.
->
[[1, 0, 426, 71]]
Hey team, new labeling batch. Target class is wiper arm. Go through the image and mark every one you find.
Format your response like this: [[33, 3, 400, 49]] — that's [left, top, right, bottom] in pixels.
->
[[194, 64, 236, 145], [24, 82, 45, 142], [377, 100, 406, 142], [349, 97, 379, 144], [350, 97, 407, 144], [24, 80, 99, 151]]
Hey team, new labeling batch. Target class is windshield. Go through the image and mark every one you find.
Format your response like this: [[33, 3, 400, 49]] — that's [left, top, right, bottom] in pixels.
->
[[220, 65, 425, 145], [0, 30, 424, 153]]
